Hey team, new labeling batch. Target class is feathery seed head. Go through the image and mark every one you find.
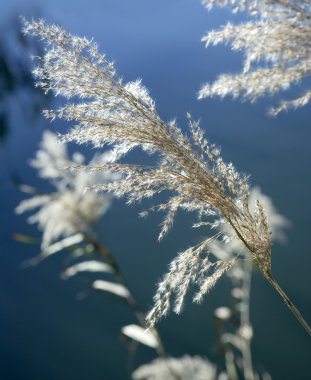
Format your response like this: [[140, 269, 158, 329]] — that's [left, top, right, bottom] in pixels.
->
[[200, 1, 311, 115], [132, 355, 217, 380], [23, 19, 277, 325], [16, 130, 117, 249]]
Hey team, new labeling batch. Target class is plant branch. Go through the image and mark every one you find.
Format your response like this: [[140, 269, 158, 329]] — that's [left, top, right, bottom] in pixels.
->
[[264, 271, 311, 337], [226, 215, 311, 337]]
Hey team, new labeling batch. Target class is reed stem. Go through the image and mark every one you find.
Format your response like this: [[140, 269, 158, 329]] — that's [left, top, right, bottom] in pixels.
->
[[265, 271, 311, 336]]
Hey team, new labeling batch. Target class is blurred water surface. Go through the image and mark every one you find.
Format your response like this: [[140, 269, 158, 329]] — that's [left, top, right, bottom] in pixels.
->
[[0, 1, 310, 379]]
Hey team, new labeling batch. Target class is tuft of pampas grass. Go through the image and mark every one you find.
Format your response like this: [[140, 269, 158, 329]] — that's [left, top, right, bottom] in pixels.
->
[[22, 19, 311, 335], [16, 130, 117, 249], [199, 1, 311, 115], [132, 355, 217, 380]]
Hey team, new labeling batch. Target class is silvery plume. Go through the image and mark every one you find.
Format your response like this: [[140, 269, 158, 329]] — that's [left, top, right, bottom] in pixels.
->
[[132, 355, 217, 380], [20, 18, 282, 320], [16, 130, 118, 250], [22, 19, 311, 335], [200, 1, 311, 115]]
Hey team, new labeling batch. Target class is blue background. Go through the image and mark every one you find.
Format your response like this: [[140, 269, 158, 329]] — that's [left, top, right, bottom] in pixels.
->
[[0, 1, 310, 379]]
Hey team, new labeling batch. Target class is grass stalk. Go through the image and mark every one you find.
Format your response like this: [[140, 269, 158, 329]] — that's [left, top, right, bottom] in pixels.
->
[[264, 271, 311, 337]]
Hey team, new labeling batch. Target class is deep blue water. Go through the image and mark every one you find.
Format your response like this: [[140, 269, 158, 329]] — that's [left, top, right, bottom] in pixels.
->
[[0, 1, 310, 379]]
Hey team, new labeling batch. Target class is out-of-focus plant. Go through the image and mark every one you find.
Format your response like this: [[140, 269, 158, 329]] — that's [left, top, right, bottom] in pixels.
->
[[16, 130, 116, 250], [15, 130, 165, 358], [132, 355, 217, 380], [21, 19, 311, 340], [210, 187, 289, 380], [199, 0, 311, 115]]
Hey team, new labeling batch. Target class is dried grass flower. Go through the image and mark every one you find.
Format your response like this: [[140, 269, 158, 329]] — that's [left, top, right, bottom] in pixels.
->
[[200, 1, 311, 115], [132, 355, 217, 380], [22, 19, 311, 335], [16, 130, 117, 249]]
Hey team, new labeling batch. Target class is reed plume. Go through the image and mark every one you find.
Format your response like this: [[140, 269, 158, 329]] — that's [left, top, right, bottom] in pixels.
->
[[200, 1, 311, 115], [132, 355, 216, 380], [23, 19, 311, 335], [15, 130, 117, 249]]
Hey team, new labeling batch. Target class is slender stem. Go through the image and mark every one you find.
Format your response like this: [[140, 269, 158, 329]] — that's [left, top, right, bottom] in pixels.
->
[[225, 215, 311, 337], [241, 256, 252, 327], [224, 348, 240, 380], [83, 232, 166, 355], [265, 271, 311, 336], [240, 256, 255, 380]]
